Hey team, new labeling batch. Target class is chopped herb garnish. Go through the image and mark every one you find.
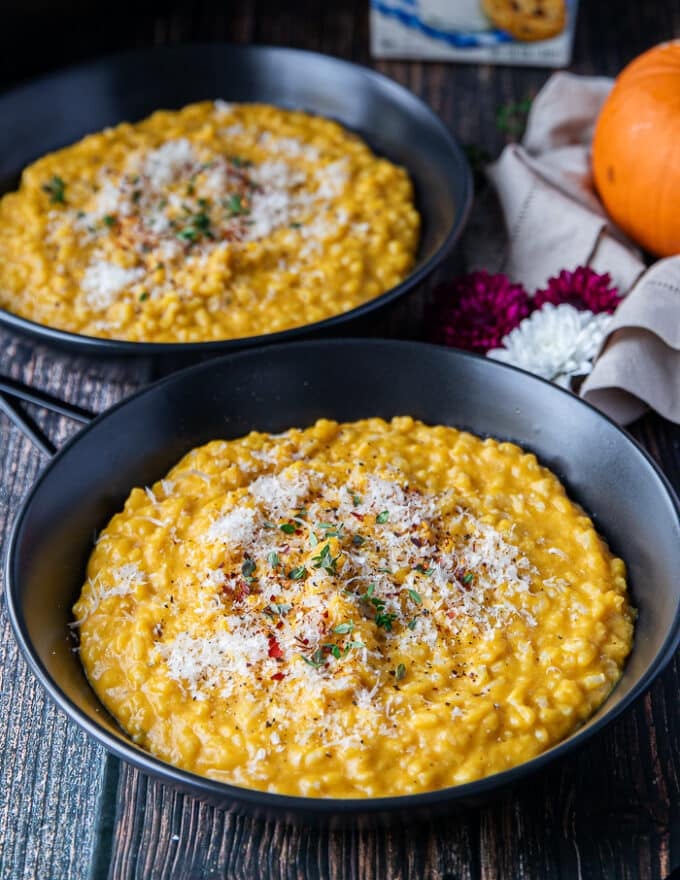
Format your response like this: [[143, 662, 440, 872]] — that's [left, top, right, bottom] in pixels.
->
[[289, 222, 302, 229], [352, 534, 365, 547], [332, 621, 355, 635], [267, 551, 280, 569], [103, 214, 116, 227], [462, 572, 474, 585], [42, 176, 66, 204], [132, 190, 142, 203], [139, 292, 150, 302], [407, 617, 419, 630], [311, 542, 338, 575], [193, 212, 211, 231], [407, 589, 423, 606], [359, 584, 397, 632], [279, 523, 296, 534], [414, 565, 434, 576], [177, 226, 198, 242], [395, 663, 406, 682], [376, 510, 389, 524], [224, 193, 249, 217], [317, 522, 343, 538], [43, 174, 66, 205], [241, 558, 256, 580], [302, 647, 325, 668], [323, 643, 343, 660], [344, 641, 366, 653], [230, 155, 252, 168], [375, 610, 398, 632], [262, 520, 275, 529], [266, 602, 291, 617], [352, 494, 362, 507], [309, 531, 319, 548], [288, 565, 307, 580], [176, 210, 212, 243]]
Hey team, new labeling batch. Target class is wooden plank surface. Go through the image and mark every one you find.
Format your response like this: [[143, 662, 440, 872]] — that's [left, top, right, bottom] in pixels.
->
[[0, 332, 152, 880], [0, 1, 679, 878]]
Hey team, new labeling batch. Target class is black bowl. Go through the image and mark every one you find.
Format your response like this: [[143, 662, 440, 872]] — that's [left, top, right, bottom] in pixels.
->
[[0, 44, 472, 361], [5, 340, 680, 826]]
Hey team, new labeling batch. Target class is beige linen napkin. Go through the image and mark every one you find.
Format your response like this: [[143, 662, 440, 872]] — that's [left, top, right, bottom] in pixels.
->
[[582, 258, 680, 423], [464, 71, 680, 425]]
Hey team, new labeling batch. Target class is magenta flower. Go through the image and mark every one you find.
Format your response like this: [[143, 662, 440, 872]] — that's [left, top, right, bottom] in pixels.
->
[[533, 267, 621, 314], [427, 271, 531, 354]]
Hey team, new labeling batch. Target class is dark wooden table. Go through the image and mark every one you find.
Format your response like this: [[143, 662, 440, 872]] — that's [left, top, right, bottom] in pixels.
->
[[1, 2, 679, 878]]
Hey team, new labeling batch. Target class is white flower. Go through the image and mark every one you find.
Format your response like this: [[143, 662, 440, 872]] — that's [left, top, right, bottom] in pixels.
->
[[487, 303, 612, 388]]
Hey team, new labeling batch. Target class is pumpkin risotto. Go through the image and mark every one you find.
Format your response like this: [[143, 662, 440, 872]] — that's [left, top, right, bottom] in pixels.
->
[[73, 417, 635, 797], [0, 103, 419, 342]]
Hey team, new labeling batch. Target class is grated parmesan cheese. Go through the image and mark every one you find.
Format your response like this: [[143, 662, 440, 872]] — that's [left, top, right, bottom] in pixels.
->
[[158, 623, 271, 698], [141, 138, 197, 189], [80, 260, 144, 310], [248, 471, 310, 516], [204, 506, 258, 545], [80, 563, 146, 620], [214, 99, 235, 114]]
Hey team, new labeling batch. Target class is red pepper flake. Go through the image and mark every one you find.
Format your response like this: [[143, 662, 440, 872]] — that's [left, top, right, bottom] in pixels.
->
[[350, 512, 365, 521], [268, 636, 284, 659], [271, 671, 286, 681], [225, 579, 251, 601]]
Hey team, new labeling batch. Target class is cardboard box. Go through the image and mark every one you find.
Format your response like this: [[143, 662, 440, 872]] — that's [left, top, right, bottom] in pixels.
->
[[370, 0, 578, 67]]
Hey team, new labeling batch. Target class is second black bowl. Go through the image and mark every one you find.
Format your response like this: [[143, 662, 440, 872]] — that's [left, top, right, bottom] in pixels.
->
[[5, 340, 680, 825], [0, 43, 472, 361]]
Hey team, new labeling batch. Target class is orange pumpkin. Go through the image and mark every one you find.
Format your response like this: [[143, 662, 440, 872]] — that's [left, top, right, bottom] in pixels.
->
[[592, 41, 680, 257]]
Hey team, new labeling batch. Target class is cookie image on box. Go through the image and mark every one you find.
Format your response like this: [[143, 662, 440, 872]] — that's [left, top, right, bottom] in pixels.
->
[[481, 0, 567, 41]]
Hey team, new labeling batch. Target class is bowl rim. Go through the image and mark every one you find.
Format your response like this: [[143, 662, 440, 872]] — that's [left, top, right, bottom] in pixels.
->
[[0, 42, 473, 356], [5, 338, 680, 814]]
